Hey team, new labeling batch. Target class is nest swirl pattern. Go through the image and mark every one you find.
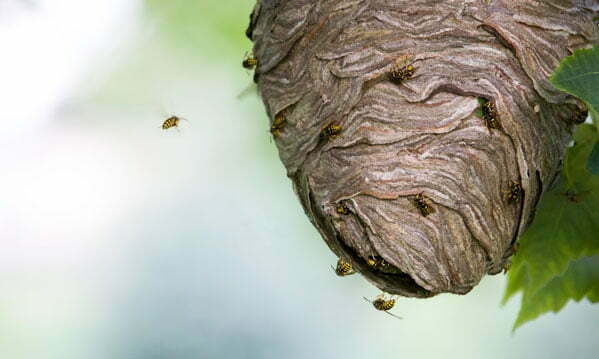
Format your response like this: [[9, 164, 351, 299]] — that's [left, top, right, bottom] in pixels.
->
[[247, 0, 599, 297]]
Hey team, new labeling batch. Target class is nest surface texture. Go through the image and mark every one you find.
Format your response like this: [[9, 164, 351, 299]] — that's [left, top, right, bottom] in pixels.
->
[[248, 0, 599, 297]]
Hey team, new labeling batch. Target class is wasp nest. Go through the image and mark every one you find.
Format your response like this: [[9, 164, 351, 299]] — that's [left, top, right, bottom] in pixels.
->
[[247, 0, 599, 297]]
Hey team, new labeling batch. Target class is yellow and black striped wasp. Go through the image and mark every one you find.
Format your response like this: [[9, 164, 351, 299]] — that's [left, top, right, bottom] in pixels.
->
[[270, 113, 287, 137], [366, 256, 389, 269], [412, 193, 435, 217], [336, 202, 351, 215], [363, 294, 402, 319], [481, 99, 501, 130], [320, 123, 342, 140], [242, 52, 259, 70], [504, 181, 523, 204], [389, 55, 415, 85], [331, 258, 356, 277], [161, 115, 188, 131]]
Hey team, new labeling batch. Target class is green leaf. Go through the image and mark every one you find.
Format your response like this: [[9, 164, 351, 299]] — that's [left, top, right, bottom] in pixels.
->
[[503, 124, 599, 328], [591, 107, 599, 130], [549, 46, 599, 176], [550, 46, 599, 124], [513, 255, 599, 330], [505, 45, 599, 329], [589, 142, 599, 175]]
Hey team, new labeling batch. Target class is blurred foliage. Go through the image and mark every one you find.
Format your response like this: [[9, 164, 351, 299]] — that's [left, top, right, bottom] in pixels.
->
[[92, 0, 261, 116], [504, 124, 599, 330], [505, 46, 599, 330], [550, 46, 599, 171], [145, 0, 254, 61], [589, 143, 599, 175]]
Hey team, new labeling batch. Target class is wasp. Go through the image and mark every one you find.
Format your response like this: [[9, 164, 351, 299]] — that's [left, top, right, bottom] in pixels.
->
[[366, 256, 389, 269], [363, 294, 402, 319], [320, 123, 342, 140], [331, 258, 356, 276], [481, 99, 501, 130], [242, 52, 258, 70], [573, 108, 589, 124], [504, 181, 523, 204], [270, 113, 287, 137], [336, 202, 351, 215], [161, 115, 187, 131], [412, 193, 435, 217], [389, 62, 415, 84]]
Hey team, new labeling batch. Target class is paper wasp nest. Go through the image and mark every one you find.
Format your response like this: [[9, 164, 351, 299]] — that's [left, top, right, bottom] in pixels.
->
[[247, 0, 599, 297]]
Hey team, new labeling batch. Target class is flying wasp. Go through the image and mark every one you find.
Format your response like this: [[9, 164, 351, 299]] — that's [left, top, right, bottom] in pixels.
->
[[363, 294, 402, 319], [320, 123, 342, 140], [161, 115, 187, 131], [504, 181, 523, 204], [331, 258, 356, 277], [242, 52, 259, 70], [270, 113, 287, 137], [412, 193, 435, 217], [481, 99, 501, 130]]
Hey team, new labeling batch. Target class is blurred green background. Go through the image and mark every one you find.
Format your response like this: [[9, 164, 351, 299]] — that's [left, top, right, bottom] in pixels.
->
[[0, 1, 597, 358]]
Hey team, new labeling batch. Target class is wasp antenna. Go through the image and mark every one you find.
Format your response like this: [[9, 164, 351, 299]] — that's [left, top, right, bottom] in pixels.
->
[[363, 297, 372, 304], [330, 265, 336, 273], [384, 311, 403, 320], [237, 84, 258, 100], [157, 104, 169, 118]]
